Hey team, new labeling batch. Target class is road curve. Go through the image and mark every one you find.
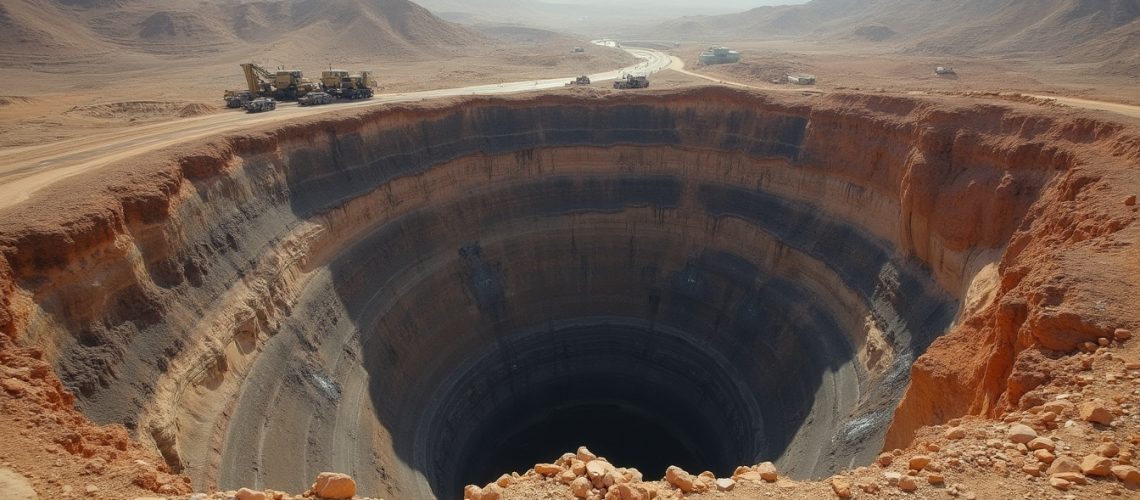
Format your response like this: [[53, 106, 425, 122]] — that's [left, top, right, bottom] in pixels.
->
[[1025, 94, 1140, 120], [0, 46, 672, 212]]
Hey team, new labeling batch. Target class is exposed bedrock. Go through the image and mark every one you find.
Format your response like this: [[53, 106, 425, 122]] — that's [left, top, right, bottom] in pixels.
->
[[1, 88, 1136, 498]]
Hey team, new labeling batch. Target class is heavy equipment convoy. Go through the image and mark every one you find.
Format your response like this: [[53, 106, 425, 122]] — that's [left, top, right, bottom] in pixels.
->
[[223, 63, 375, 110]]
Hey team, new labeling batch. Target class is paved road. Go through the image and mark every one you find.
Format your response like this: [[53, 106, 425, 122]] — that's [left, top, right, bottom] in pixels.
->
[[0, 46, 672, 211]]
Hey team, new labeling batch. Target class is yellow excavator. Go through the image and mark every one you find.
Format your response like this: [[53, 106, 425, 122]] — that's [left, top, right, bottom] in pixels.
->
[[245, 62, 322, 100], [224, 63, 320, 108]]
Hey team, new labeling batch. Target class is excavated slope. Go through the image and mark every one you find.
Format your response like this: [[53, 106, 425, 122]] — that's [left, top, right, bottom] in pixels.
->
[[1, 87, 1136, 499]]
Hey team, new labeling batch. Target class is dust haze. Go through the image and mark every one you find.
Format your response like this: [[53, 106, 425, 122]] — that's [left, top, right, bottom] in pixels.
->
[[414, 0, 810, 33]]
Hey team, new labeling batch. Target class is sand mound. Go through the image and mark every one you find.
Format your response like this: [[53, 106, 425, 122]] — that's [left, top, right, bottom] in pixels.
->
[[176, 103, 215, 117], [65, 101, 211, 120]]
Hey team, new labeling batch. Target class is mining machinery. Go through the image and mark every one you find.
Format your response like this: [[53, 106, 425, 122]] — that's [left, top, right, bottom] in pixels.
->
[[223, 89, 254, 109], [298, 91, 334, 106], [613, 74, 649, 89], [245, 97, 277, 113], [320, 69, 376, 99], [237, 62, 320, 101]]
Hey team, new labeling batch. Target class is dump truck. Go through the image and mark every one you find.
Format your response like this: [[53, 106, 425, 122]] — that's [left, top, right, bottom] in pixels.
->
[[298, 91, 335, 106], [567, 75, 591, 86], [245, 97, 277, 113], [320, 69, 375, 99], [613, 74, 649, 89]]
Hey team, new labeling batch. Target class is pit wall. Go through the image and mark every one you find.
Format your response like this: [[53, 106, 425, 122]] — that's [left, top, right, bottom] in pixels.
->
[[0, 87, 1134, 496]]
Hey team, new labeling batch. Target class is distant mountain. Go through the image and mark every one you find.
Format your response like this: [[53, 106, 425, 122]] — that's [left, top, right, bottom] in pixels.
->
[[654, 0, 1140, 70], [0, 0, 488, 61]]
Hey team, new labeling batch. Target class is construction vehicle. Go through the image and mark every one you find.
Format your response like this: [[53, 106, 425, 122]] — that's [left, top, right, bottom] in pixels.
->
[[298, 91, 335, 106], [613, 74, 649, 89], [567, 75, 591, 86], [223, 89, 254, 109], [935, 66, 956, 76], [320, 69, 375, 99], [239, 63, 320, 101], [245, 97, 277, 113]]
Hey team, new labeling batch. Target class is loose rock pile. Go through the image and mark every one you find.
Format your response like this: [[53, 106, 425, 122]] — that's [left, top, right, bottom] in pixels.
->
[[464, 448, 796, 500], [166, 472, 368, 500], [465, 447, 663, 500]]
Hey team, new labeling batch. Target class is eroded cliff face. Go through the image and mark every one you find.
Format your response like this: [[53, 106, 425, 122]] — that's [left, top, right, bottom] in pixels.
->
[[0, 87, 1135, 499]]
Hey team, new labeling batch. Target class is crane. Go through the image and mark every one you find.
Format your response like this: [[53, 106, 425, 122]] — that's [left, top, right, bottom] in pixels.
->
[[240, 63, 276, 95]]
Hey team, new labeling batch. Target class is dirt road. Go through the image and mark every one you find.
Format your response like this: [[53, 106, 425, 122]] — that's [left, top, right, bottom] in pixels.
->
[[1026, 94, 1140, 120], [666, 56, 822, 95]]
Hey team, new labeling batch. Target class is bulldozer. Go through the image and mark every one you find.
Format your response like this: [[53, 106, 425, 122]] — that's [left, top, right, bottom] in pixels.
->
[[320, 69, 376, 99], [613, 74, 649, 89], [245, 97, 277, 113]]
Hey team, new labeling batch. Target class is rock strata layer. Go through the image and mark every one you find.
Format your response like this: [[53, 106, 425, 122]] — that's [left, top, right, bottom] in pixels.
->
[[1, 87, 1137, 498]]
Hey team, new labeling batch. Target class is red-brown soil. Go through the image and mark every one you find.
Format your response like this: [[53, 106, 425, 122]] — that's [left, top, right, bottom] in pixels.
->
[[1, 85, 1139, 499]]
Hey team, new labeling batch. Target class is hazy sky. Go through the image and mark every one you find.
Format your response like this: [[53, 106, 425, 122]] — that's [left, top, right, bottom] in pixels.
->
[[536, 0, 810, 7], [539, 0, 809, 5]]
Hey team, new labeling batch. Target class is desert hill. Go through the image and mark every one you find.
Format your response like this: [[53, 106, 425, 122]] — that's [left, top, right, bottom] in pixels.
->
[[655, 0, 1140, 72], [0, 1, 115, 61], [0, 0, 489, 63]]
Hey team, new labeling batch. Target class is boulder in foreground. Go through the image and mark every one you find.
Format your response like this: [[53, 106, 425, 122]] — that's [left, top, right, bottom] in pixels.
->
[[311, 472, 356, 499]]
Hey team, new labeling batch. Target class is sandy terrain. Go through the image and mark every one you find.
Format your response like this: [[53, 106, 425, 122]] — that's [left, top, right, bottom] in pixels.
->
[[0, 40, 635, 148], [670, 39, 1140, 107]]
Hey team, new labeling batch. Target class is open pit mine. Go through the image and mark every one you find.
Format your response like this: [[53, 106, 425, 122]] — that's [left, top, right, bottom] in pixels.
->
[[1, 87, 1138, 499]]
